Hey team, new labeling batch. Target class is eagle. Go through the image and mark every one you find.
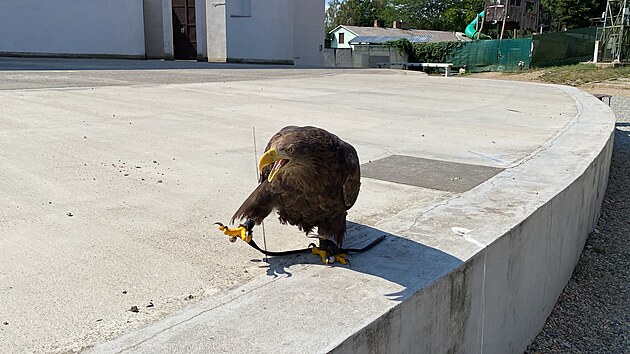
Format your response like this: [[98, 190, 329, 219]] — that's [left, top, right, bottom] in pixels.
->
[[231, 126, 361, 262]]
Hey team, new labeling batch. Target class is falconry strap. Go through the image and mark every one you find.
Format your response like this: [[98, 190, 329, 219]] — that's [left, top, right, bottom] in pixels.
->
[[214, 221, 386, 265]]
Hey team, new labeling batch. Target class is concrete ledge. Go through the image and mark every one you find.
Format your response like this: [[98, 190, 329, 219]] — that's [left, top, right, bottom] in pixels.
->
[[332, 85, 615, 353], [87, 82, 615, 353]]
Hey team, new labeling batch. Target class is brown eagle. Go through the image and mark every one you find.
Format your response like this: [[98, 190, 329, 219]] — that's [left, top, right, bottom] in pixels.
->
[[231, 126, 360, 258]]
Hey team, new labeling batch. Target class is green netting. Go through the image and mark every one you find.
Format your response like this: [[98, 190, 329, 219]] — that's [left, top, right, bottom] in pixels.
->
[[450, 38, 532, 72], [531, 27, 597, 67]]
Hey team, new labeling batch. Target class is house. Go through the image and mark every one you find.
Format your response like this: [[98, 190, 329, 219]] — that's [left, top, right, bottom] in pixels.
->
[[329, 22, 470, 49], [0, 0, 324, 66]]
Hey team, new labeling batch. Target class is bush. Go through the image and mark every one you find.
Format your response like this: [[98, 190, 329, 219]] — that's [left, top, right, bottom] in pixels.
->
[[390, 39, 462, 63]]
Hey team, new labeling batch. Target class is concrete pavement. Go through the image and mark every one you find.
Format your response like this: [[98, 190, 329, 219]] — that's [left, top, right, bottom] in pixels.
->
[[0, 58, 606, 353]]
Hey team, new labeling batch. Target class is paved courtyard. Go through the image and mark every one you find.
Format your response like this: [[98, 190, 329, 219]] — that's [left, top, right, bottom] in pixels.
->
[[0, 58, 579, 353]]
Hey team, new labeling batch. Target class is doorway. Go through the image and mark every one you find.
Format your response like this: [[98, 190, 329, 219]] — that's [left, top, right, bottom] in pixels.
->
[[172, 0, 197, 59]]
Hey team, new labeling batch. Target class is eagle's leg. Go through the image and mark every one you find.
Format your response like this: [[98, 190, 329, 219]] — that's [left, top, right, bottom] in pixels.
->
[[311, 238, 348, 265]]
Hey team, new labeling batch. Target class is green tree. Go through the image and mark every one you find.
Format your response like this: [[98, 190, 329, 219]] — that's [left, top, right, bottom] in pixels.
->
[[440, 0, 486, 31], [325, 0, 389, 31], [540, 0, 604, 31], [325, 0, 604, 35]]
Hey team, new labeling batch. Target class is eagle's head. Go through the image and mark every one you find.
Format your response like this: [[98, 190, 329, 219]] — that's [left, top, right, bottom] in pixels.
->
[[257, 133, 324, 183]]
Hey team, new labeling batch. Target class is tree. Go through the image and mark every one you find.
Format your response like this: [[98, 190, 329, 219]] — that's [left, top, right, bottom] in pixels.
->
[[540, 0, 604, 31], [440, 0, 486, 31], [325, 0, 389, 31], [325, 0, 605, 34]]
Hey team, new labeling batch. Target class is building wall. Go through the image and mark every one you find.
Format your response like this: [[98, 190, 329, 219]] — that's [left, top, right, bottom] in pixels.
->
[[224, 0, 324, 65], [292, 0, 324, 66], [144, 0, 165, 58], [330, 27, 356, 49], [206, 0, 227, 62], [0, 0, 145, 58], [161, 0, 174, 60], [195, 0, 208, 60], [225, 0, 294, 64]]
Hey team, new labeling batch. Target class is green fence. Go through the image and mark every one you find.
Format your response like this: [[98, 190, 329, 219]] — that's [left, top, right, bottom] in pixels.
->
[[450, 38, 532, 72], [531, 27, 597, 67]]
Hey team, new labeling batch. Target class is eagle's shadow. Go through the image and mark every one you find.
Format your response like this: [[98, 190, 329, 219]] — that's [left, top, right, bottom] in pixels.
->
[[253, 221, 463, 301]]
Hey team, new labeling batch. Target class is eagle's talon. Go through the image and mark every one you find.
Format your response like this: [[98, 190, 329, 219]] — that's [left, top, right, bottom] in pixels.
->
[[311, 247, 348, 266], [334, 253, 348, 265], [216, 222, 253, 243]]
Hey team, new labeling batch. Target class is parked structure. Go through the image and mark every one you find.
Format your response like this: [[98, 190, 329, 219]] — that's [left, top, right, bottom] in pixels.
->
[[0, 0, 324, 66]]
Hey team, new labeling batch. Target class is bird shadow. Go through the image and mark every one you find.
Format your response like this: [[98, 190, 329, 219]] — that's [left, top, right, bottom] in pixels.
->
[[252, 221, 463, 301]]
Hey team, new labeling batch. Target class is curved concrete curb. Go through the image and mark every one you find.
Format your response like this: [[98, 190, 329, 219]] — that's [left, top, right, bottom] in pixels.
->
[[86, 82, 614, 354], [331, 85, 615, 353]]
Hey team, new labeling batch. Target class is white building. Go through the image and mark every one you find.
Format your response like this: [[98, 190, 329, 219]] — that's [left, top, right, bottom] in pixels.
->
[[0, 0, 324, 66]]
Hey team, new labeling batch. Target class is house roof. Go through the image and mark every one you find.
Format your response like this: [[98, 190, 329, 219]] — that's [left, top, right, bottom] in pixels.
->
[[349, 35, 431, 44], [333, 25, 470, 43]]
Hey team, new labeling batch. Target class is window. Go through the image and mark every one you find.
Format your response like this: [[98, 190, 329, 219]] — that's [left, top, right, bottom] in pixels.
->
[[339, 33, 345, 44]]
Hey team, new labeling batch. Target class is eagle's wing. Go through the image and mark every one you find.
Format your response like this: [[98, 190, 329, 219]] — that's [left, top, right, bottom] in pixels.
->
[[230, 181, 274, 224], [340, 141, 361, 209]]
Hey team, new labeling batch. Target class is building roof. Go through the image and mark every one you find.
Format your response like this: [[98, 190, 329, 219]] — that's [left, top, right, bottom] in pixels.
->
[[349, 35, 431, 44], [332, 25, 470, 43]]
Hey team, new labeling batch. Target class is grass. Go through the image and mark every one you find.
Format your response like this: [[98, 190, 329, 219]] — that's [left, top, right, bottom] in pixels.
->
[[514, 64, 630, 86]]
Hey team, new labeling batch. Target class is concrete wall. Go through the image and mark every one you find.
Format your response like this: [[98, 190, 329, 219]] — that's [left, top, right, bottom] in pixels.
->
[[144, 0, 165, 58], [292, 0, 324, 66], [195, 0, 208, 60], [331, 86, 615, 353], [0, 0, 145, 58], [161, 0, 174, 60], [225, 0, 293, 64], [224, 0, 324, 65], [206, 0, 227, 62]]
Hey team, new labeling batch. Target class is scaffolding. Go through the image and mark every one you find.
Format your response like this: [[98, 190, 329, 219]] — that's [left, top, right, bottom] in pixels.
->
[[596, 0, 630, 62]]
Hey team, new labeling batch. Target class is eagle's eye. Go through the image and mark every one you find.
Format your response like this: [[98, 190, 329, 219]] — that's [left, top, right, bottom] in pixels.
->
[[286, 147, 295, 154]]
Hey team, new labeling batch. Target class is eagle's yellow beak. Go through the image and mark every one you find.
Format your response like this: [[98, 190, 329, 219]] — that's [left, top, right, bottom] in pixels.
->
[[258, 148, 289, 182]]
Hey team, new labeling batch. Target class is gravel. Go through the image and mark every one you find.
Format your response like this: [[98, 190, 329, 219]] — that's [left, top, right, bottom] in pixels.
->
[[525, 96, 630, 353]]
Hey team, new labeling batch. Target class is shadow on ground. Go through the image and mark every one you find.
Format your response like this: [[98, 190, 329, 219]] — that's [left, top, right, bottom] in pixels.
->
[[254, 221, 463, 301]]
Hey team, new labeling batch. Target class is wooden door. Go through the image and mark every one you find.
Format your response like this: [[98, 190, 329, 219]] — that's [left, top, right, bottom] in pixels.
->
[[172, 0, 197, 59]]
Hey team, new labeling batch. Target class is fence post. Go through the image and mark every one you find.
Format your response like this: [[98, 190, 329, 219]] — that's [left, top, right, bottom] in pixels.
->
[[593, 40, 600, 64]]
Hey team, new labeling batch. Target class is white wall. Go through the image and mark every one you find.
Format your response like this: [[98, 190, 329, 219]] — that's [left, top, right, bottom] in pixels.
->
[[226, 0, 294, 63], [144, 0, 165, 58], [0, 0, 145, 57], [293, 0, 324, 66], [206, 0, 227, 62]]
